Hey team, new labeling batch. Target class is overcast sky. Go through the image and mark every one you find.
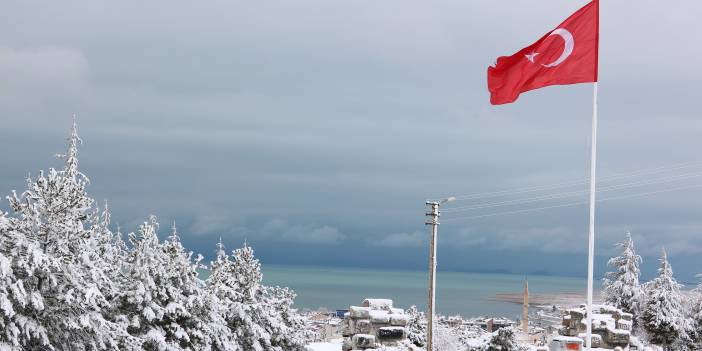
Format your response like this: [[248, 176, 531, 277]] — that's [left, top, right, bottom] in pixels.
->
[[1, 0, 701, 281]]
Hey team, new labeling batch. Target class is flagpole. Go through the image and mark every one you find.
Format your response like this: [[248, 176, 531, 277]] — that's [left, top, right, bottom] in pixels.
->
[[586, 81, 598, 351]]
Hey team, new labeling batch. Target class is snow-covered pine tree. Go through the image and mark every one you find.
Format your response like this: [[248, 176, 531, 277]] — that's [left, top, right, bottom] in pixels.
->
[[208, 242, 270, 350], [602, 231, 643, 318], [88, 203, 130, 306], [161, 223, 235, 351], [207, 242, 307, 351], [689, 278, 702, 349], [86, 202, 143, 349], [0, 206, 48, 349], [405, 305, 426, 347], [642, 248, 686, 350], [113, 224, 130, 273], [230, 243, 262, 303], [118, 217, 231, 350], [0, 214, 52, 349], [1, 120, 132, 349], [1, 121, 315, 350], [486, 328, 520, 351], [259, 284, 310, 349], [206, 239, 249, 350], [207, 238, 240, 306]]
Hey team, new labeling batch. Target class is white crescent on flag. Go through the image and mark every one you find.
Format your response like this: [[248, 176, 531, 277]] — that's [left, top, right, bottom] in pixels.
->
[[542, 28, 574, 67]]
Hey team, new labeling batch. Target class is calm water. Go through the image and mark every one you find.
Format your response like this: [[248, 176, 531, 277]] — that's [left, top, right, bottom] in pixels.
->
[[258, 264, 599, 319]]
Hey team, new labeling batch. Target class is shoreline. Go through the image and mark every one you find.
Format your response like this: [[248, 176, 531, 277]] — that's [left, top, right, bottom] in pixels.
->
[[262, 264, 600, 318], [261, 263, 590, 280], [488, 291, 602, 309]]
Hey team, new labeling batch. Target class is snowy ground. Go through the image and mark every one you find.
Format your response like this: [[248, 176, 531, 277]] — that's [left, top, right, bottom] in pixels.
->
[[305, 338, 655, 351], [305, 338, 343, 351]]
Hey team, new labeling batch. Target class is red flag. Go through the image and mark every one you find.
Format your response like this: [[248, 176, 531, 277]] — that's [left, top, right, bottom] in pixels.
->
[[487, 1, 599, 105]]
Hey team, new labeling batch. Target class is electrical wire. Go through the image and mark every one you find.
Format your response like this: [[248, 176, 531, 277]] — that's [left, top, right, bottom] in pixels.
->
[[447, 160, 702, 201], [442, 171, 702, 212], [441, 183, 702, 222]]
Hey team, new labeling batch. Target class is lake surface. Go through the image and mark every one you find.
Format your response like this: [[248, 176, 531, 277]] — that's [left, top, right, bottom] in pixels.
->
[[258, 264, 600, 319]]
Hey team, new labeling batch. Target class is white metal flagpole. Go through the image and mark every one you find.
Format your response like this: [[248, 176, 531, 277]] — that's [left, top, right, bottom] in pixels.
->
[[586, 82, 598, 351]]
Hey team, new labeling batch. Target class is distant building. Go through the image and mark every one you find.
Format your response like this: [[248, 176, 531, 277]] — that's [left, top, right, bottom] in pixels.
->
[[306, 311, 343, 341], [336, 309, 349, 318], [464, 317, 515, 332]]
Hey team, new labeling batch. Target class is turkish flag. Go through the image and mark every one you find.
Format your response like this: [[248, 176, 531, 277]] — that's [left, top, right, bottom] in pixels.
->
[[488, 1, 599, 105]]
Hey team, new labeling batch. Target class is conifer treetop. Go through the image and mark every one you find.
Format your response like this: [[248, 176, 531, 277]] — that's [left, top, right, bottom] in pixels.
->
[[602, 231, 643, 315], [58, 115, 83, 179], [216, 237, 226, 262]]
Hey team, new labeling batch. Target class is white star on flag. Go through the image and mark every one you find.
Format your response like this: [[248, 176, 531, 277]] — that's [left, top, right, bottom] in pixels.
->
[[525, 51, 539, 63]]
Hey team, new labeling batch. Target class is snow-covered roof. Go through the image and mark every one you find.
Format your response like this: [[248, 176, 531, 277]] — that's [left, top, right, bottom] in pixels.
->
[[368, 310, 390, 323], [577, 333, 602, 341], [552, 335, 583, 343], [362, 298, 393, 310], [349, 306, 370, 318]]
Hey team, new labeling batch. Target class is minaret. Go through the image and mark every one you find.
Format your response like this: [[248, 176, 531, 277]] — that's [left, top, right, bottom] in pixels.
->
[[522, 278, 529, 333]]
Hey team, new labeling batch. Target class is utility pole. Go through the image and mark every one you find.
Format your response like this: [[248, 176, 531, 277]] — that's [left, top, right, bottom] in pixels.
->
[[425, 197, 454, 351], [425, 201, 439, 351]]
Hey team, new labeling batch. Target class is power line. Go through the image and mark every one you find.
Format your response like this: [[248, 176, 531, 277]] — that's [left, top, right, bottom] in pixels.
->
[[442, 171, 702, 213], [441, 183, 702, 222], [448, 160, 702, 201]]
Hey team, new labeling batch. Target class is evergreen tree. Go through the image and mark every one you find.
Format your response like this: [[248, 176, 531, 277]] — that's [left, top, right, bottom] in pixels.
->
[[0, 120, 310, 350], [486, 328, 520, 351], [642, 249, 686, 350], [118, 217, 222, 350], [405, 305, 426, 347], [602, 231, 643, 317], [0, 211, 51, 349], [1, 120, 132, 349], [230, 243, 263, 303], [207, 242, 306, 351], [685, 279, 702, 350], [87, 203, 143, 349]]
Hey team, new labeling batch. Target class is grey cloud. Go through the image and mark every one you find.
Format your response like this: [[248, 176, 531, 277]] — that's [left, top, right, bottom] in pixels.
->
[[450, 226, 578, 253], [629, 223, 702, 256], [372, 231, 426, 248], [186, 207, 247, 237], [0, 46, 91, 119], [1, 0, 702, 280], [258, 219, 346, 245], [275, 222, 346, 245]]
